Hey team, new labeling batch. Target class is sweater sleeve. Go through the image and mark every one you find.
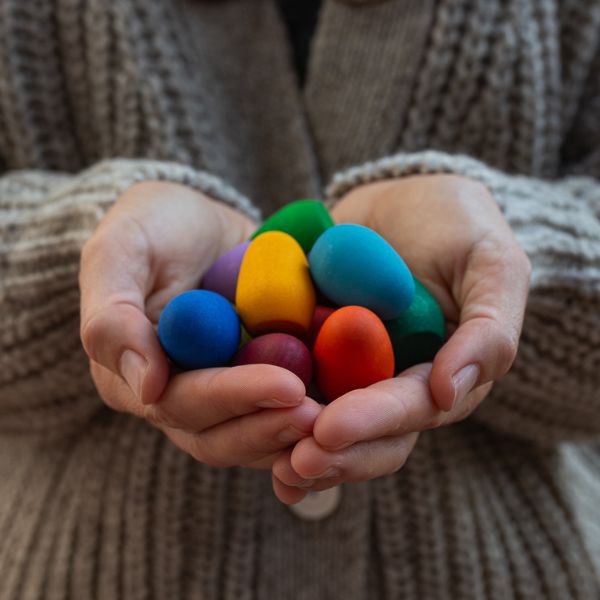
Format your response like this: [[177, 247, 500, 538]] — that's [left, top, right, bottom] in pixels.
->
[[326, 150, 600, 444], [0, 158, 260, 440]]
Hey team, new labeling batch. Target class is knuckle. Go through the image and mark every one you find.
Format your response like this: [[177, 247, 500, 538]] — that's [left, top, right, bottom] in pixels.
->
[[474, 236, 522, 277]]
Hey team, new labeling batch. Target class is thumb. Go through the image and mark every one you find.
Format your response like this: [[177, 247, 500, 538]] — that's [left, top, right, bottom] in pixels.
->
[[429, 236, 531, 412], [79, 219, 169, 406]]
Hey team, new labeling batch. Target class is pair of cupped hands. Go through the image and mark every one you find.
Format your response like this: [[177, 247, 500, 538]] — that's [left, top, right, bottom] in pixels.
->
[[79, 175, 531, 504]]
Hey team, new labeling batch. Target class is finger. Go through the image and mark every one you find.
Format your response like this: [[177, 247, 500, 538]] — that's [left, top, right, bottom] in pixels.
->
[[313, 363, 493, 451], [90, 359, 141, 415], [143, 364, 306, 432], [271, 449, 311, 504], [92, 361, 310, 470], [289, 433, 419, 483], [272, 473, 309, 505], [430, 235, 531, 411], [92, 360, 306, 430], [159, 397, 321, 468], [246, 453, 284, 470], [272, 449, 317, 489], [80, 216, 169, 406]]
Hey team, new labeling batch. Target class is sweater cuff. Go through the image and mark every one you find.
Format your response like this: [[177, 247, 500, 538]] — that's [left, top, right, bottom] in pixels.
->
[[62, 157, 262, 222], [326, 149, 547, 217]]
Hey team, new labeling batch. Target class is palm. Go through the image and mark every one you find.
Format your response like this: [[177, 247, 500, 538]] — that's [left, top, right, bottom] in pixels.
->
[[103, 182, 256, 324], [330, 175, 507, 330]]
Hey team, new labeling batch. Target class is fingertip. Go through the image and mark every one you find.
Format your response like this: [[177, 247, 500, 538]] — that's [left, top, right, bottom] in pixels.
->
[[249, 364, 306, 405], [272, 474, 308, 505], [290, 437, 331, 480], [132, 321, 171, 405], [139, 351, 171, 405], [313, 405, 347, 450], [292, 397, 323, 430], [312, 388, 373, 450], [82, 301, 168, 406], [429, 357, 455, 412]]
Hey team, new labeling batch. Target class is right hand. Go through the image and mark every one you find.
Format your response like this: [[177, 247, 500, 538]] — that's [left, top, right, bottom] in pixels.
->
[[79, 181, 321, 469]]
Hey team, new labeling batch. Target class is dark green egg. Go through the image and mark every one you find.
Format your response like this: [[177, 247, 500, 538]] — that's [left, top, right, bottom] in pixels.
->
[[385, 279, 446, 374]]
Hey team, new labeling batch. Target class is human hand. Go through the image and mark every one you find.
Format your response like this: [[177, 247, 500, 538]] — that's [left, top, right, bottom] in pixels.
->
[[80, 181, 321, 469], [272, 174, 531, 502]]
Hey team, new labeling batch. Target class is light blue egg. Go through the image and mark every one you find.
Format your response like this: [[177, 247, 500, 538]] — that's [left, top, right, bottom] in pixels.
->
[[158, 290, 240, 369], [309, 224, 415, 320]]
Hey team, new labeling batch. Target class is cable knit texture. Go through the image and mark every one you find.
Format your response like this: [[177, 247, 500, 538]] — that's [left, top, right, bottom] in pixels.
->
[[0, 0, 599, 598]]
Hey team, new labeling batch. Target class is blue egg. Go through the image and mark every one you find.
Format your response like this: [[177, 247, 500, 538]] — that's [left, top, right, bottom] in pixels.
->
[[158, 290, 240, 369], [309, 224, 415, 320]]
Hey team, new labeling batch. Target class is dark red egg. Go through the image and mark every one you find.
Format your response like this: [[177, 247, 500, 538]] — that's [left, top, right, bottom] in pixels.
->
[[232, 333, 313, 387]]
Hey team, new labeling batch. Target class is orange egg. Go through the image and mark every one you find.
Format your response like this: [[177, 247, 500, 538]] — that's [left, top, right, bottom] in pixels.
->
[[313, 306, 394, 402]]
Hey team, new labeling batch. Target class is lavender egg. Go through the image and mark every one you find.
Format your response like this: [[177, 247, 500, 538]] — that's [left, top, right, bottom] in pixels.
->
[[201, 241, 250, 303]]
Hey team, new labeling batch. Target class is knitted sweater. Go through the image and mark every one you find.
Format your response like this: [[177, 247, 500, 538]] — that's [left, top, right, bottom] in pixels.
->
[[1, 1, 600, 598]]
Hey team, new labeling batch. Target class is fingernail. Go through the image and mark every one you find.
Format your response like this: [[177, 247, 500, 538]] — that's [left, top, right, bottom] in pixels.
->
[[119, 350, 148, 403], [256, 398, 301, 409], [315, 466, 341, 479], [325, 440, 353, 452], [293, 479, 316, 488], [451, 364, 480, 411]]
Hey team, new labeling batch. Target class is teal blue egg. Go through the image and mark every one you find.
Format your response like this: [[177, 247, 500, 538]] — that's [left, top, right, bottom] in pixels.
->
[[308, 224, 415, 320]]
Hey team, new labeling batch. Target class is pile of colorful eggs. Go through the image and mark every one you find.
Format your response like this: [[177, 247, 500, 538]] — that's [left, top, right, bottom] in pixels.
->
[[158, 200, 445, 402]]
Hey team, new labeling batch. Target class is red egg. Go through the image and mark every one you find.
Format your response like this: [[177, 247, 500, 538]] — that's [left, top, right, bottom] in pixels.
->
[[313, 306, 394, 402], [232, 333, 313, 387]]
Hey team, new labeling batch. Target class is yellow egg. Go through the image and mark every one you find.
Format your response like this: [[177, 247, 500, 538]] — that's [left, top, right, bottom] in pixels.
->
[[236, 231, 316, 336]]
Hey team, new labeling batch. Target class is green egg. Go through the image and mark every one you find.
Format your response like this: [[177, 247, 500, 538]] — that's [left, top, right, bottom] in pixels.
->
[[385, 279, 446, 374], [251, 199, 334, 254], [238, 324, 252, 349]]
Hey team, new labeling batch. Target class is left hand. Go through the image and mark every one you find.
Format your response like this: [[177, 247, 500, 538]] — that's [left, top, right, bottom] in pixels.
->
[[272, 174, 532, 504]]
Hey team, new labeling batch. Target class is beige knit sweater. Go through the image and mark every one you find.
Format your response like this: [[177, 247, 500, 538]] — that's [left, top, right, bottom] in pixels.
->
[[1, 1, 600, 598]]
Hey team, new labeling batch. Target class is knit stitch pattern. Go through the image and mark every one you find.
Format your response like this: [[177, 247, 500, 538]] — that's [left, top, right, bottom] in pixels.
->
[[0, 1, 599, 598]]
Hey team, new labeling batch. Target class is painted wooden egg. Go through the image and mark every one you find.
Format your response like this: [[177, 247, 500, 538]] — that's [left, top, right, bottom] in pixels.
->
[[158, 290, 240, 369], [313, 306, 394, 402], [385, 278, 446, 373], [251, 199, 334, 253], [238, 324, 252, 349], [201, 241, 250, 303], [309, 224, 415, 320], [302, 305, 336, 350], [236, 231, 316, 336], [232, 333, 312, 387]]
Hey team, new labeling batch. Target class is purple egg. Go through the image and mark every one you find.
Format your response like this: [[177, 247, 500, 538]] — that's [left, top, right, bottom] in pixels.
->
[[232, 333, 313, 387], [201, 241, 250, 303]]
